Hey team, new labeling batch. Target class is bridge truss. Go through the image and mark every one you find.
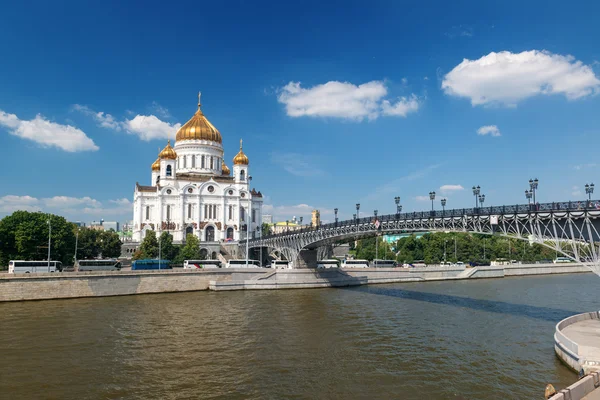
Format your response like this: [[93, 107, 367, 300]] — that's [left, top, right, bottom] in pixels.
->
[[243, 201, 600, 276]]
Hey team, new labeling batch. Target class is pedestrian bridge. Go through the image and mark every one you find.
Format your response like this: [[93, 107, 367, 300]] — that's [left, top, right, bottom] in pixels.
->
[[242, 200, 600, 275]]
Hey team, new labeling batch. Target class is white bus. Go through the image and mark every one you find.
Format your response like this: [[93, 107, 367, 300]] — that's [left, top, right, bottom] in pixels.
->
[[76, 259, 121, 272], [8, 260, 62, 273], [271, 260, 290, 269], [553, 257, 573, 264], [372, 259, 397, 268], [317, 259, 340, 269], [184, 260, 222, 269], [226, 259, 261, 268], [341, 259, 370, 268]]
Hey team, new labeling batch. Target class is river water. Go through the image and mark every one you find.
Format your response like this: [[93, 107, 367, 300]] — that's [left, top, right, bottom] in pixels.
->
[[1, 273, 599, 399]]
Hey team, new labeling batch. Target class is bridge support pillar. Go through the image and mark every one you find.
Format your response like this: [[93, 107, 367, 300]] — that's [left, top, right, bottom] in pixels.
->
[[295, 249, 318, 269]]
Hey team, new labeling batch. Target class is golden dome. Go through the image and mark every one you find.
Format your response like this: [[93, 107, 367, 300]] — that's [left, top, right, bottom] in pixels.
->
[[221, 159, 230, 175], [233, 139, 249, 165], [175, 93, 222, 143], [159, 140, 177, 160], [151, 158, 160, 171]]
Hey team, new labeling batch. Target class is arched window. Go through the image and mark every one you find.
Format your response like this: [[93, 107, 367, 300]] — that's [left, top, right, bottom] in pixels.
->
[[228, 205, 233, 220], [188, 204, 192, 218], [252, 209, 256, 223], [241, 207, 245, 221], [240, 170, 245, 181], [145, 206, 150, 220], [166, 165, 172, 176], [166, 205, 171, 220], [201, 155, 205, 168]]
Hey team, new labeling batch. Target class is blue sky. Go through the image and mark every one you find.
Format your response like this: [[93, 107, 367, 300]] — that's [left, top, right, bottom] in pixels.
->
[[1, 0, 599, 224]]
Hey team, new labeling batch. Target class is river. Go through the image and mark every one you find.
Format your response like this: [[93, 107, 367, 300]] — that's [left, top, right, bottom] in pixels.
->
[[1, 273, 599, 399]]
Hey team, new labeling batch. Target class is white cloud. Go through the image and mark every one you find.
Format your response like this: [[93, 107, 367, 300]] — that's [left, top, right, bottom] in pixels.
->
[[381, 94, 420, 117], [74, 104, 180, 141], [0, 195, 41, 213], [122, 115, 181, 141], [415, 195, 430, 202], [440, 184, 464, 194], [262, 202, 334, 223], [442, 50, 600, 106], [277, 80, 421, 121], [43, 196, 101, 209], [573, 163, 597, 171], [72, 104, 121, 131], [270, 153, 325, 177], [0, 110, 99, 152], [149, 102, 171, 119], [0, 195, 131, 220], [477, 125, 501, 137]]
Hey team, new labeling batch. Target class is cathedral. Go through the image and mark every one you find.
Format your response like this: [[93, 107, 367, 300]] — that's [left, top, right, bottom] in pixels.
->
[[132, 95, 263, 245]]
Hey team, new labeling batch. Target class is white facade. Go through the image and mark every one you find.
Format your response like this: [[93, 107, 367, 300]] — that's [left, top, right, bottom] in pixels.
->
[[132, 100, 263, 244]]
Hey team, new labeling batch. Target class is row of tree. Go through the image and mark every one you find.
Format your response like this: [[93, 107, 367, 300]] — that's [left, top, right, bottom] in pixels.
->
[[133, 231, 207, 264], [353, 232, 558, 264], [0, 211, 122, 268]]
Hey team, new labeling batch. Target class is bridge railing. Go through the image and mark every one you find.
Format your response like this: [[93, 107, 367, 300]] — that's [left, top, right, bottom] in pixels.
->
[[255, 199, 600, 241]]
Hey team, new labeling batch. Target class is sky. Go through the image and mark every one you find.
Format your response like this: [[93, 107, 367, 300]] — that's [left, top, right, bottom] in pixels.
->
[[1, 0, 599, 225]]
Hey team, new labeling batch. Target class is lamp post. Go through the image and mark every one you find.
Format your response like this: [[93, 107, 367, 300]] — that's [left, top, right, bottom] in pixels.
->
[[374, 209, 378, 267], [429, 191, 436, 211], [47, 217, 51, 272], [334, 208, 338, 225], [74, 227, 80, 266], [529, 178, 539, 204], [585, 183, 595, 201], [472, 185, 481, 208], [353, 213, 356, 222], [256, 226, 262, 267], [441, 198, 447, 213], [356, 203, 360, 222], [245, 176, 252, 268], [478, 194, 485, 207], [525, 189, 532, 210], [299, 216, 303, 227], [394, 196, 401, 216]]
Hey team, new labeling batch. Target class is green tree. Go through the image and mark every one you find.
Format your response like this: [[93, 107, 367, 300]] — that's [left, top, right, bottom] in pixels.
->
[[158, 232, 179, 261], [173, 234, 202, 264], [261, 222, 272, 237], [137, 230, 158, 259], [99, 230, 123, 258], [75, 228, 101, 260], [0, 211, 76, 267]]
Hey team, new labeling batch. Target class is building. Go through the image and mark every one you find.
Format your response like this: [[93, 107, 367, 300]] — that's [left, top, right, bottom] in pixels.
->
[[311, 210, 321, 227], [102, 221, 120, 232], [270, 221, 301, 235], [132, 95, 264, 244], [262, 214, 273, 224]]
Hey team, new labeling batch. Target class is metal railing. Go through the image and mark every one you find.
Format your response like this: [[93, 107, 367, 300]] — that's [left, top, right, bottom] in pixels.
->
[[256, 199, 600, 241]]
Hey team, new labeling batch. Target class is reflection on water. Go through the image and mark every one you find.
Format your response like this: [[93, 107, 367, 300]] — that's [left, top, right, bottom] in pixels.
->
[[1, 273, 598, 400]]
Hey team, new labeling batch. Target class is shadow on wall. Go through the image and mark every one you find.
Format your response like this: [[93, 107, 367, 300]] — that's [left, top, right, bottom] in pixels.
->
[[347, 286, 580, 322]]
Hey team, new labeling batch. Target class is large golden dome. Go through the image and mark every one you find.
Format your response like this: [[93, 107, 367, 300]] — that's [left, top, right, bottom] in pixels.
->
[[151, 157, 160, 171], [233, 139, 249, 165], [175, 94, 222, 143], [159, 140, 177, 160], [221, 160, 230, 176]]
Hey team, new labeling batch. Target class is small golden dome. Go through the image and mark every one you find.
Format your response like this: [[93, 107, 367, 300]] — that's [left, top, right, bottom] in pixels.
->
[[159, 140, 177, 160], [221, 159, 230, 175], [175, 93, 222, 144], [151, 158, 160, 171], [233, 139, 249, 165]]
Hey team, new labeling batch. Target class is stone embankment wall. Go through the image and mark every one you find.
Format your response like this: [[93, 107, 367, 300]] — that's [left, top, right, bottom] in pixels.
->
[[0, 269, 265, 302]]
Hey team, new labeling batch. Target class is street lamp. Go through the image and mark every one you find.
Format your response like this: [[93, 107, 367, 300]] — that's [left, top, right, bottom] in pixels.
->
[[74, 227, 80, 265], [334, 208, 338, 225], [472, 185, 481, 208], [429, 191, 436, 211], [356, 203, 360, 221], [525, 189, 532, 209], [353, 213, 356, 222], [299, 216, 303, 226], [441, 198, 447, 213], [245, 176, 253, 267], [585, 183, 595, 201], [47, 217, 52, 272], [394, 196, 401, 216], [478, 194, 485, 206], [529, 178, 539, 204], [374, 209, 378, 267]]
